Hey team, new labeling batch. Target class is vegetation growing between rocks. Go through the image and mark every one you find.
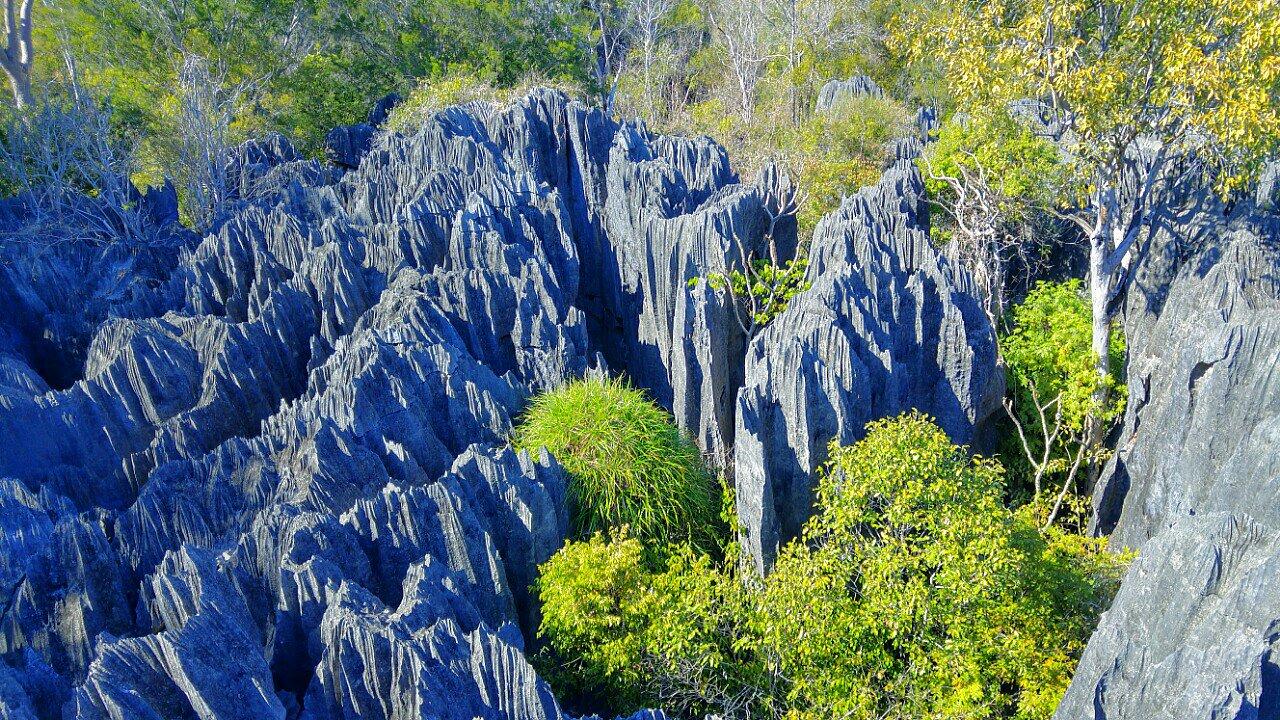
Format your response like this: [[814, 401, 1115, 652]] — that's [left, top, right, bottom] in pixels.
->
[[3, 0, 1276, 715], [918, 109, 1067, 324], [999, 280, 1127, 531], [536, 413, 1128, 719], [513, 376, 722, 555]]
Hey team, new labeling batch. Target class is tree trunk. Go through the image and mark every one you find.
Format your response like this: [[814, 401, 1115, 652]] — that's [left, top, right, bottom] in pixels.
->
[[1, 60, 30, 107], [3, 0, 35, 108], [1086, 230, 1112, 486]]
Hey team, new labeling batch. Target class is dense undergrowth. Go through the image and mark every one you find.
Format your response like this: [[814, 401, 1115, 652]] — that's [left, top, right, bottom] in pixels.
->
[[526, 408, 1128, 720]]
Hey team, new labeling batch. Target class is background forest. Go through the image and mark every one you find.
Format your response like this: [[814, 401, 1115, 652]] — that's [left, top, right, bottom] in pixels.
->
[[6, 0, 939, 227]]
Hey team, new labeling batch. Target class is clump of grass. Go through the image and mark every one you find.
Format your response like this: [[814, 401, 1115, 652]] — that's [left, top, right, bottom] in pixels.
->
[[513, 376, 720, 555]]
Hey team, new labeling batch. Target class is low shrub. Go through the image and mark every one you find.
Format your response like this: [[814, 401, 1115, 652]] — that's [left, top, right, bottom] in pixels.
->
[[664, 93, 911, 241], [762, 412, 1127, 719], [385, 68, 585, 132], [534, 531, 759, 717], [792, 94, 913, 235], [513, 376, 720, 555]]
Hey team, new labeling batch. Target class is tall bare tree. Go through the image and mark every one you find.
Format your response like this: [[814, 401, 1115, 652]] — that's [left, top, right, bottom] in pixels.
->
[[1, 0, 34, 107], [631, 0, 676, 121], [705, 0, 770, 122], [587, 0, 633, 114], [767, 0, 850, 124]]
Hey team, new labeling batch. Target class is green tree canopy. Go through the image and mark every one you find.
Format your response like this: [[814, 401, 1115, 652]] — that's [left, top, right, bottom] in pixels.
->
[[897, 0, 1280, 448]]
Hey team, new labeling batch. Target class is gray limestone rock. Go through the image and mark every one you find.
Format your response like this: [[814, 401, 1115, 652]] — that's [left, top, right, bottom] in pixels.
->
[[1093, 209, 1280, 546], [0, 87, 998, 720], [815, 75, 885, 112], [367, 94, 402, 128], [734, 156, 1004, 573], [1259, 161, 1279, 212], [0, 89, 656, 719], [1057, 199, 1280, 719], [75, 547, 286, 720], [1055, 513, 1280, 720], [326, 124, 376, 169]]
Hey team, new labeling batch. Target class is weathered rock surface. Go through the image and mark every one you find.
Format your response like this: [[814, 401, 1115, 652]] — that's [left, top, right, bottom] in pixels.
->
[[0, 86, 1002, 718], [1093, 208, 1280, 545], [734, 151, 1004, 573], [1057, 513, 1280, 720], [326, 123, 376, 169], [0, 85, 820, 719], [0, 181, 193, 390], [1058, 198, 1280, 718], [815, 75, 885, 111]]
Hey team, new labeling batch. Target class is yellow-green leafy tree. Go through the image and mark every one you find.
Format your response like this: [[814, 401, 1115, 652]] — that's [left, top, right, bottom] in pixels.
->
[[898, 0, 1280, 448]]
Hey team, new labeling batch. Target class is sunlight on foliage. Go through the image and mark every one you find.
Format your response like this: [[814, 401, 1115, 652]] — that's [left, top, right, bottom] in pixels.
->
[[999, 280, 1127, 531], [921, 109, 1064, 245], [1003, 280, 1126, 433], [895, 0, 1280, 197], [699, 257, 811, 330], [536, 413, 1129, 720], [513, 376, 721, 555]]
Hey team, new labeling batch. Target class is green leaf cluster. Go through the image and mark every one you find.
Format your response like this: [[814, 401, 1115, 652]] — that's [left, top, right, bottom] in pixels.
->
[[535, 532, 760, 717], [996, 280, 1127, 524], [701, 257, 811, 329], [791, 94, 913, 235], [921, 110, 1065, 224], [1001, 280, 1126, 433], [766, 413, 1124, 719], [513, 376, 721, 556]]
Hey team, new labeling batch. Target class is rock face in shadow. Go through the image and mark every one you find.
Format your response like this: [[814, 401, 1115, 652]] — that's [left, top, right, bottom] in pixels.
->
[[0, 87, 1000, 718], [0, 181, 193, 390], [1056, 203, 1280, 720], [733, 152, 1004, 574]]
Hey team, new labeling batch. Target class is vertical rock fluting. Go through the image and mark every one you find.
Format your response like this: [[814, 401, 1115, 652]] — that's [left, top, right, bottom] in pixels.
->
[[733, 155, 1004, 574], [598, 125, 798, 462], [1055, 204, 1280, 720], [0, 88, 783, 719], [0, 87, 1007, 718]]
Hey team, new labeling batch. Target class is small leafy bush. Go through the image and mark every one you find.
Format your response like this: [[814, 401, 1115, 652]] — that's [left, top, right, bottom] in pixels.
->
[[699, 256, 811, 333], [1002, 280, 1127, 431], [535, 531, 759, 717], [1000, 279, 1127, 527], [921, 110, 1064, 225], [669, 93, 911, 240], [513, 376, 720, 554], [762, 412, 1126, 719], [791, 94, 913, 234]]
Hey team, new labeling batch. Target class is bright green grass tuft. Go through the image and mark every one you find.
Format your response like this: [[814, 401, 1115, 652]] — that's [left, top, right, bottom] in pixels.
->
[[513, 376, 720, 554]]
